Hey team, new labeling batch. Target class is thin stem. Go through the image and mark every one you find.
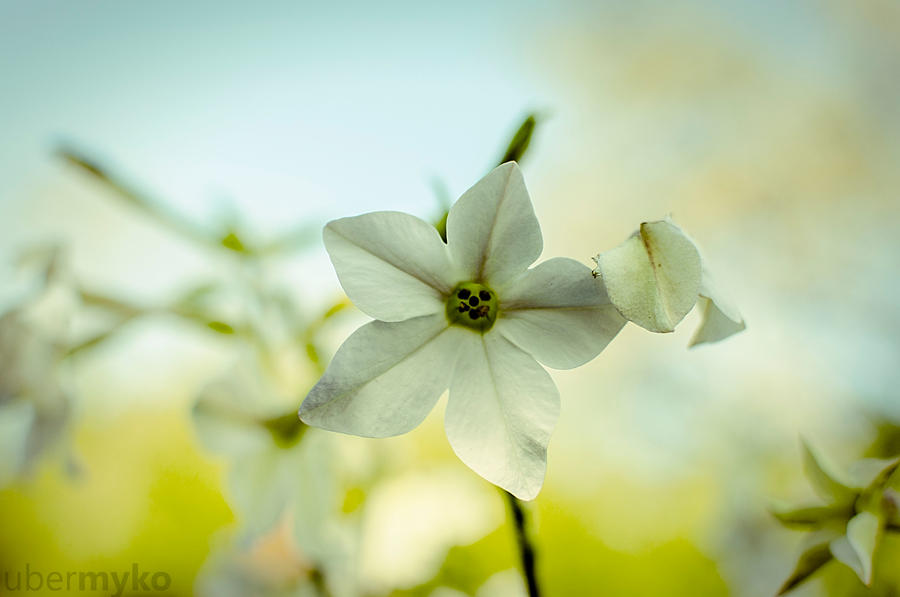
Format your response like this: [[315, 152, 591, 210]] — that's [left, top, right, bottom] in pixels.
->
[[309, 567, 332, 597], [505, 491, 540, 597]]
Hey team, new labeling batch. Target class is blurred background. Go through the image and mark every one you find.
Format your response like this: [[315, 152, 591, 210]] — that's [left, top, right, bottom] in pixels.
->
[[1, 1, 899, 595]]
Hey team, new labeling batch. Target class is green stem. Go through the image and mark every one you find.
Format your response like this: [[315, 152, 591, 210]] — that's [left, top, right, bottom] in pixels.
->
[[505, 491, 540, 597], [309, 567, 332, 597]]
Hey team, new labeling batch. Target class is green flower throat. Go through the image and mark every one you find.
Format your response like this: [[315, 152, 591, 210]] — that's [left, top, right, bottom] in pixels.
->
[[445, 282, 498, 332]]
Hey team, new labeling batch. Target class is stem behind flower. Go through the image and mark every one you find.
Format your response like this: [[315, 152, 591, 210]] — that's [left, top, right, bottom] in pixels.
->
[[505, 490, 541, 597]]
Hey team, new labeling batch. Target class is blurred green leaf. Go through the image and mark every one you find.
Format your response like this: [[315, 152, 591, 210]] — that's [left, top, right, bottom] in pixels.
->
[[300, 297, 352, 374], [499, 114, 537, 165], [431, 114, 540, 242], [220, 231, 248, 253], [321, 299, 350, 320], [261, 412, 307, 448], [772, 504, 851, 528], [58, 145, 214, 248], [60, 144, 321, 260], [65, 325, 131, 357], [78, 288, 144, 318], [206, 321, 235, 334], [777, 541, 833, 595]]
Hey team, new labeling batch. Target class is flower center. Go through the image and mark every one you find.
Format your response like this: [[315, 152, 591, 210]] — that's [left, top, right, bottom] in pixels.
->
[[446, 282, 498, 332]]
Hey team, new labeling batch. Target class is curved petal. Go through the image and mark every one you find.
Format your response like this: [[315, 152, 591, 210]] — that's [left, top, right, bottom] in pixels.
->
[[776, 539, 833, 595], [300, 314, 463, 438], [801, 440, 857, 503], [830, 511, 882, 586], [324, 212, 458, 322], [445, 332, 559, 500], [496, 258, 626, 369], [593, 219, 701, 333], [445, 163, 542, 288], [689, 263, 746, 347]]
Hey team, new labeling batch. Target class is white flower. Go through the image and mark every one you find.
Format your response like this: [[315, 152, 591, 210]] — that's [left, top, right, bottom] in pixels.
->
[[299, 163, 626, 499], [591, 218, 745, 346], [0, 308, 74, 486], [193, 358, 352, 582]]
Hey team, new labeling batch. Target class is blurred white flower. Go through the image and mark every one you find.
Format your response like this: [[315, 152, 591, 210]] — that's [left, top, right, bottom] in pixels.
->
[[196, 512, 325, 597], [773, 442, 900, 593], [299, 162, 626, 499], [591, 218, 745, 346], [0, 308, 75, 486], [193, 357, 354, 596]]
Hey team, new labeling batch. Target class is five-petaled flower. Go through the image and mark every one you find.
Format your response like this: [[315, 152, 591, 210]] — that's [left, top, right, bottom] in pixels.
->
[[772, 441, 900, 594], [299, 162, 626, 499]]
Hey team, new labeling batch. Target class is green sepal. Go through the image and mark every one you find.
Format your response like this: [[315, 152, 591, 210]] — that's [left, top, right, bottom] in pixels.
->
[[771, 503, 852, 528]]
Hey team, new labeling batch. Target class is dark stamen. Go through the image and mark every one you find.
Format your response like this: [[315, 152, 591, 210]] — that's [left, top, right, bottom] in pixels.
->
[[458, 288, 471, 299], [458, 304, 470, 312], [479, 290, 491, 301], [469, 296, 480, 307], [468, 310, 480, 320]]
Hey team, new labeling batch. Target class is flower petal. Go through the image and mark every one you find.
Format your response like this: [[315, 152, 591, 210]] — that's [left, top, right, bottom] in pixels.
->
[[324, 212, 457, 322], [802, 440, 857, 502], [300, 314, 462, 438], [496, 258, 626, 369], [776, 539, 833, 595], [847, 457, 900, 490], [689, 263, 746, 347], [593, 220, 701, 333], [830, 511, 882, 586], [444, 331, 559, 500], [446, 163, 542, 288], [0, 400, 34, 487]]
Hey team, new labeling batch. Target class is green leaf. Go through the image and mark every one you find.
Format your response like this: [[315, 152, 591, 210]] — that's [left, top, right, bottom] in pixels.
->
[[220, 231, 247, 253], [830, 511, 882, 586], [65, 326, 129, 357], [434, 211, 449, 243], [802, 440, 857, 503], [771, 504, 851, 528], [498, 114, 537, 165], [206, 321, 235, 335], [58, 145, 214, 248], [777, 540, 833, 595]]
